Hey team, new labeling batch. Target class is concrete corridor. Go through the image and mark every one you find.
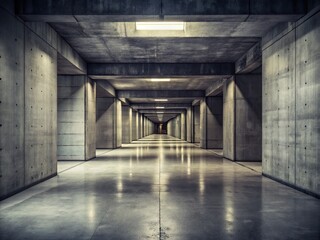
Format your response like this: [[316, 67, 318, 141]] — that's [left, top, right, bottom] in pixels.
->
[[0, 135, 319, 240]]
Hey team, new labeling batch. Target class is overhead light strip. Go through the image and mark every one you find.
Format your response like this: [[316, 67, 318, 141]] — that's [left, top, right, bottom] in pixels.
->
[[150, 78, 171, 82], [136, 22, 184, 31], [154, 99, 168, 102]]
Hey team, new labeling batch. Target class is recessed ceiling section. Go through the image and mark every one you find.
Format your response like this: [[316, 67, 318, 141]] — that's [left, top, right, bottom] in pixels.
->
[[53, 36, 258, 63]]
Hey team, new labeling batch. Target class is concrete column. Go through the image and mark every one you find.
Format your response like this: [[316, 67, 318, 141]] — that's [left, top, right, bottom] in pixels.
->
[[121, 105, 132, 144], [181, 112, 186, 141], [140, 114, 144, 138], [223, 75, 262, 161], [116, 99, 122, 147], [175, 115, 181, 139], [167, 120, 172, 136], [58, 75, 96, 160], [96, 97, 121, 149], [186, 107, 193, 142], [193, 105, 200, 143], [200, 97, 223, 149], [144, 117, 148, 136], [132, 110, 137, 141]]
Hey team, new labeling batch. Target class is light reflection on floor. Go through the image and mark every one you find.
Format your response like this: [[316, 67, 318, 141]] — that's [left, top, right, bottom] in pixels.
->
[[0, 134, 319, 240]]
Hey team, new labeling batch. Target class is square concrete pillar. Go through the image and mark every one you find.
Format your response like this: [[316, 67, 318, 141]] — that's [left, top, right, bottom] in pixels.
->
[[122, 105, 132, 144], [96, 96, 122, 149], [200, 97, 223, 149], [223, 75, 262, 161], [57, 75, 96, 160]]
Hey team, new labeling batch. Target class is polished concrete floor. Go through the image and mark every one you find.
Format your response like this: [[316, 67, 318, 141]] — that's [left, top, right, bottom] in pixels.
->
[[1, 135, 319, 240]]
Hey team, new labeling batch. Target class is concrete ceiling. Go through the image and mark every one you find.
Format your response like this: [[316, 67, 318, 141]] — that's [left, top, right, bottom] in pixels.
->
[[49, 21, 277, 63]]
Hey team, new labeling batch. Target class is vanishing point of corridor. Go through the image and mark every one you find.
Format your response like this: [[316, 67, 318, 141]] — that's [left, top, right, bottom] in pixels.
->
[[1, 135, 319, 240]]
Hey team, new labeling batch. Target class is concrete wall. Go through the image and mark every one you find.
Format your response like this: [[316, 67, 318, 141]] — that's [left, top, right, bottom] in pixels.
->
[[0, 8, 57, 199], [200, 97, 223, 149], [262, 10, 320, 196], [57, 75, 96, 160], [186, 107, 193, 142], [96, 97, 121, 149], [122, 105, 132, 144], [193, 105, 200, 143], [223, 75, 262, 161], [132, 110, 137, 141]]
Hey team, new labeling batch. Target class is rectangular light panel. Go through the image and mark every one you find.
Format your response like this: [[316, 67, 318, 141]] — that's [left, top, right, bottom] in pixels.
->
[[150, 78, 171, 82], [136, 22, 184, 31], [154, 99, 168, 102], [156, 107, 165, 109]]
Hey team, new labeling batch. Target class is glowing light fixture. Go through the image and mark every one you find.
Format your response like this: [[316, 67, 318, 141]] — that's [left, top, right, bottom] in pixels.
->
[[156, 112, 165, 114], [136, 22, 184, 31], [154, 99, 168, 102], [156, 107, 165, 109], [150, 78, 171, 82]]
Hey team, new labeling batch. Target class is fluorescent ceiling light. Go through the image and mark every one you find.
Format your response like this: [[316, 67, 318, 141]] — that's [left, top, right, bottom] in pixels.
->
[[156, 107, 165, 109], [150, 78, 171, 82], [156, 112, 164, 114], [136, 22, 184, 31], [154, 99, 168, 102]]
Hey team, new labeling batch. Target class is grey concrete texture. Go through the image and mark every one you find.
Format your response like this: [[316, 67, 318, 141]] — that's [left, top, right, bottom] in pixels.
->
[[193, 105, 201, 143], [200, 97, 224, 149], [0, 8, 60, 199], [223, 78, 236, 160], [85, 77, 96, 160], [24, 21, 57, 186], [167, 116, 181, 139], [17, 0, 309, 21], [96, 97, 116, 149], [24, 22, 87, 75], [262, 9, 320, 195], [89, 63, 234, 76], [57, 76, 96, 160], [186, 107, 193, 143], [180, 112, 186, 141], [131, 110, 137, 141], [58, 76, 86, 160], [235, 75, 262, 161], [116, 99, 122, 147], [235, 42, 262, 74], [0, 8, 26, 198], [223, 75, 262, 161], [122, 105, 132, 144]]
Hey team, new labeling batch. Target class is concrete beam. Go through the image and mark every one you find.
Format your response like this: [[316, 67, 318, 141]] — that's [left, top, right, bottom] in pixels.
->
[[25, 22, 87, 74], [131, 103, 191, 109], [96, 80, 116, 97], [139, 110, 185, 114], [88, 63, 234, 77], [17, 0, 306, 22], [117, 90, 204, 99], [206, 78, 227, 96], [192, 99, 201, 106], [235, 42, 262, 74]]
